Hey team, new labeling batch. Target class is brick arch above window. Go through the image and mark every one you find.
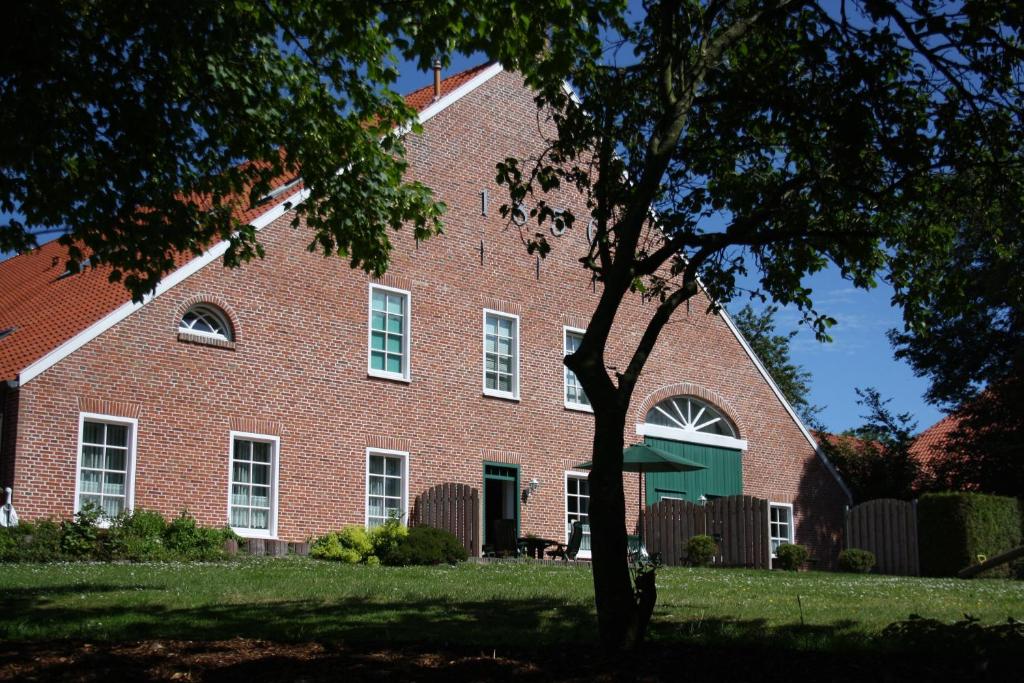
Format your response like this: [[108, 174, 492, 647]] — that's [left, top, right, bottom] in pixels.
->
[[634, 382, 746, 440], [174, 295, 238, 349]]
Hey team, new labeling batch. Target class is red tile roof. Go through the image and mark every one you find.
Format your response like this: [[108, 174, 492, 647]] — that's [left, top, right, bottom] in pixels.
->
[[0, 63, 496, 382], [909, 413, 962, 469]]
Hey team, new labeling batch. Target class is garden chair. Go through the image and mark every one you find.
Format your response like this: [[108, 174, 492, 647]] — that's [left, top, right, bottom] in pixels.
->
[[547, 522, 586, 562], [492, 518, 521, 557]]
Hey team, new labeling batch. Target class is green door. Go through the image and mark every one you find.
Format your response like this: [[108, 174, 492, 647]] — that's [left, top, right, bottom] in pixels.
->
[[643, 437, 742, 505]]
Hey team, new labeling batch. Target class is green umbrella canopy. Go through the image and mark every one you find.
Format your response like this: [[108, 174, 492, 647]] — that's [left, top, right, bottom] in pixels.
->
[[575, 443, 707, 473], [576, 444, 707, 545]]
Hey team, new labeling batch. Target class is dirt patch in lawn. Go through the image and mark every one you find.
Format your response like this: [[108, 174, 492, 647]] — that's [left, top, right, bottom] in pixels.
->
[[0, 638, 1017, 681]]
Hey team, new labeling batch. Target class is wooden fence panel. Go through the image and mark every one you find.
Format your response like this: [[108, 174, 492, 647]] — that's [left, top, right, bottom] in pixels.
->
[[645, 495, 770, 569], [845, 498, 919, 576], [413, 483, 480, 557]]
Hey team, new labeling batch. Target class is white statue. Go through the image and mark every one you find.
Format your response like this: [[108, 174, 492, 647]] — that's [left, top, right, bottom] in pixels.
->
[[0, 487, 17, 528]]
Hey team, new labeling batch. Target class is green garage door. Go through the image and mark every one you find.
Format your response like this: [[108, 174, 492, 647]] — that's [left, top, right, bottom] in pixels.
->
[[643, 436, 742, 505]]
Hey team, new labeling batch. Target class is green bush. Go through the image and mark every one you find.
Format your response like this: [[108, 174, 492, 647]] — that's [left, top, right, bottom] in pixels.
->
[[107, 508, 168, 561], [0, 520, 64, 562], [60, 503, 102, 558], [918, 492, 1023, 577], [382, 526, 468, 566], [310, 525, 376, 563], [774, 543, 808, 571], [19, 520, 64, 561], [838, 548, 876, 573], [685, 534, 717, 566], [369, 518, 408, 559], [164, 512, 232, 560]]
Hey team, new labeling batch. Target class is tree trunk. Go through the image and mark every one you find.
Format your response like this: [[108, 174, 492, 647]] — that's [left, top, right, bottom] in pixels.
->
[[588, 407, 645, 648]]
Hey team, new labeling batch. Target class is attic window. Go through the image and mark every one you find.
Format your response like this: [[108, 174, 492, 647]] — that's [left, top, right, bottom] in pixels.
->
[[0, 327, 14, 342], [179, 304, 233, 342], [57, 258, 91, 280]]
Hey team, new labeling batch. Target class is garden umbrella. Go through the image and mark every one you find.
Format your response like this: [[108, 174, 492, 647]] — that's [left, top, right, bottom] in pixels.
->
[[575, 443, 706, 542]]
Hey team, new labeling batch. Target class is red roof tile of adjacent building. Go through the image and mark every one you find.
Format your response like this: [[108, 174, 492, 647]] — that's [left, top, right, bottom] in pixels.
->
[[0, 63, 496, 382], [909, 413, 962, 470]]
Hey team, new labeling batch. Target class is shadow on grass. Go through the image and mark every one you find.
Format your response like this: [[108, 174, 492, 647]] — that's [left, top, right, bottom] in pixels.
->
[[2, 583, 1022, 680]]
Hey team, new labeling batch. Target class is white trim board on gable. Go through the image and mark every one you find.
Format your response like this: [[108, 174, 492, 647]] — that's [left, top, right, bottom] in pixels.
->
[[16, 66, 506, 387], [717, 307, 854, 503]]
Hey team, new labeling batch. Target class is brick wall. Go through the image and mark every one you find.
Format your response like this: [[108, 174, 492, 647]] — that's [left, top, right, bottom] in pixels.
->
[[9, 70, 846, 563]]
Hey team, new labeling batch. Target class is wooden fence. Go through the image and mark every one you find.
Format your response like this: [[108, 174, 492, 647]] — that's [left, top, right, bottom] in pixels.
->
[[412, 483, 480, 557], [644, 495, 770, 569], [845, 498, 919, 576]]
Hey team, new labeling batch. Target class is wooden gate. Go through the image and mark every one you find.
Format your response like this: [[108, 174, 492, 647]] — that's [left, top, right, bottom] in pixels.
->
[[412, 483, 480, 557], [845, 498, 919, 576], [645, 495, 770, 569]]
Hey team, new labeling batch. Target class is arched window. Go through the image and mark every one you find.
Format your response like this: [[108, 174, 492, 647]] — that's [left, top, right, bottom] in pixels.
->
[[639, 395, 746, 450], [179, 304, 233, 341]]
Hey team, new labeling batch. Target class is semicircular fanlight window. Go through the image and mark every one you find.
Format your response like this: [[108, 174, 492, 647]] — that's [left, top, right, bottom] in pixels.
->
[[179, 304, 233, 341], [643, 396, 737, 437]]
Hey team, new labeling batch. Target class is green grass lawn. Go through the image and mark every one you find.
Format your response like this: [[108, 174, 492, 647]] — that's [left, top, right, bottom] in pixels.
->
[[1, 558, 1021, 652]]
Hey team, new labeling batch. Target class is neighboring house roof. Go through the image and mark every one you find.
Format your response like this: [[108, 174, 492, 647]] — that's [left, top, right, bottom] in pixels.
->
[[0, 62, 500, 384], [909, 412, 963, 483]]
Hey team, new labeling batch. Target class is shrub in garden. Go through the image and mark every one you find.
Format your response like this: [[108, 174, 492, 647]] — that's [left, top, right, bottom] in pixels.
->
[[382, 525, 468, 566], [838, 548, 876, 573], [0, 520, 63, 562], [685, 534, 717, 566], [774, 543, 808, 571], [918, 492, 1023, 577], [369, 518, 408, 559], [310, 525, 376, 563], [60, 503, 102, 558], [164, 512, 235, 560], [107, 508, 168, 561]]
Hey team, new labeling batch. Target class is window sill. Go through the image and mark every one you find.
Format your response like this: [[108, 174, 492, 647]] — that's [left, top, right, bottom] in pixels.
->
[[177, 331, 236, 350], [483, 389, 520, 402], [367, 370, 411, 384], [232, 528, 277, 540], [564, 401, 594, 414]]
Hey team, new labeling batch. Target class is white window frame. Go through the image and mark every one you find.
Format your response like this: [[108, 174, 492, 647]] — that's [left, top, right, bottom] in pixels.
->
[[482, 308, 520, 401], [74, 412, 138, 524], [562, 326, 592, 412], [768, 502, 795, 561], [178, 303, 233, 342], [367, 283, 412, 382], [365, 447, 410, 528], [227, 431, 280, 539], [564, 470, 592, 559]]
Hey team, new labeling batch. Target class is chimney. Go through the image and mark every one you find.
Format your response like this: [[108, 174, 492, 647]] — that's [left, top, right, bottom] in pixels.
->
[[432, 58, 442, 101]]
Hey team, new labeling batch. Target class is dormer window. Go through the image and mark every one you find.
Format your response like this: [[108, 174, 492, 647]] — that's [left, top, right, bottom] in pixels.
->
[[179, 304, 233, 342]]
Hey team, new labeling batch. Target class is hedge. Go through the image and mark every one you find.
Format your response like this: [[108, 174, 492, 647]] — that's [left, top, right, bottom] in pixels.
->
[[917, 492, 1023, 578]]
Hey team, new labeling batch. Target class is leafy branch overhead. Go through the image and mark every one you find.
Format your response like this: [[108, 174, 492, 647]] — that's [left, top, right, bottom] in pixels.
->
[[490, 1, 1022, 648], [1, 0, 619, 300]]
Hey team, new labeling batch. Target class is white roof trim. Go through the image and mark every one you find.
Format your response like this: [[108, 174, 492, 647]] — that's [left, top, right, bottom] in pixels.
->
[[717, 306, 854, 503], [16, 65, 506, 387], [418, 63, 503, 124]]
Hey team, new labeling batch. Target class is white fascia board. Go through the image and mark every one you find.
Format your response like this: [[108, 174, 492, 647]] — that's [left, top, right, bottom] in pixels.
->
[[16, 65, 506, 387], [717, 305, 854, 503], [417, 63, 504, 125]]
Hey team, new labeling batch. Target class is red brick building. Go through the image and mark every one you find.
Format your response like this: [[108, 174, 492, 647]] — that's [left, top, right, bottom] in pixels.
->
[[0, 64, 850, 563]]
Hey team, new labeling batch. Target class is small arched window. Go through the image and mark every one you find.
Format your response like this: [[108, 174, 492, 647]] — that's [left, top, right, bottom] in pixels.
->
[[179, 304, 233, 341], [644, 396, 738, 438]]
